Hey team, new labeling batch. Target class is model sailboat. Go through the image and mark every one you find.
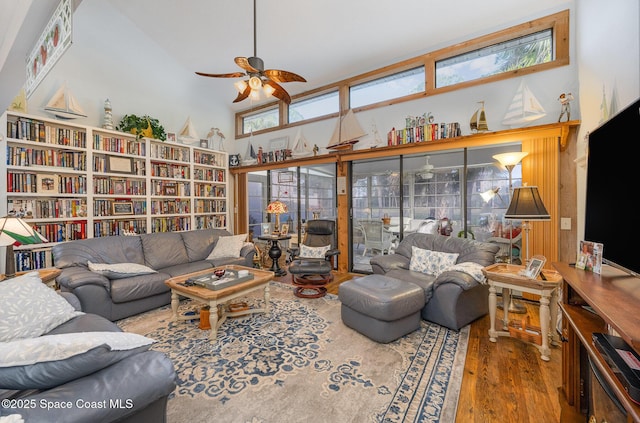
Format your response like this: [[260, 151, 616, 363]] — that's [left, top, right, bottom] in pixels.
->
[[291, 128, 313, 158], [501, 82, 546, 127], [241, 140, 257, 165], [470, 101, 489, 132], [44, 84, 87, 119], [178, 117, 199, 145], [327, 109, 367, 151]]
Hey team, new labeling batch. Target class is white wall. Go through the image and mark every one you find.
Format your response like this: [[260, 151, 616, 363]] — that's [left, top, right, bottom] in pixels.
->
[[574, 0, 640, 240]]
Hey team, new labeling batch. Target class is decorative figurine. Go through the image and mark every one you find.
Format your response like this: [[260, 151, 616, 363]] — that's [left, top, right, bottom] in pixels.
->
[[557, 93, 574, 122], [102, 99, 114, 130], [206, 127, 226, 151], [313, 144, 319, 156]]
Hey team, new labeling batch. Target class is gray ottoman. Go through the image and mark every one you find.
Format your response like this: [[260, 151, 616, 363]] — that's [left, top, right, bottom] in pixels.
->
[[339, 274, 425, 343]]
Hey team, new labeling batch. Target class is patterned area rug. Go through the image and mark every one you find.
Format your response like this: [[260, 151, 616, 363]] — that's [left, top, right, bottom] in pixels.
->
[[118, 282, 468, 423]]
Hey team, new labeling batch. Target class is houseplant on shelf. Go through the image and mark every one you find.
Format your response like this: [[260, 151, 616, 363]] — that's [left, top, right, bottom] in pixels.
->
[[116, 114, 166, 141]]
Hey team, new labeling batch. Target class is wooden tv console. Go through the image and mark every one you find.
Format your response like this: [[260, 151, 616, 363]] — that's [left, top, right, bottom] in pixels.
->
[[554, 262, 640, 422]]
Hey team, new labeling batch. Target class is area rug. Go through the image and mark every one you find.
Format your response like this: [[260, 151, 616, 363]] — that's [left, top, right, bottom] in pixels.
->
[[118, 282, 469, 423]]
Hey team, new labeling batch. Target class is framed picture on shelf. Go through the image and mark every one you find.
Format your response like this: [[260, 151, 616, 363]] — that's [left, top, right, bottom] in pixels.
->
[[36, 174, 58, 194], [162, 184, 178, 196], [200, 139, 209, 148], [107, 156, 134, 174], [158, 167, 169, 177], [112, 202, 133, 215], [166, 132, 176, 142], [113, 180, 126, 195]]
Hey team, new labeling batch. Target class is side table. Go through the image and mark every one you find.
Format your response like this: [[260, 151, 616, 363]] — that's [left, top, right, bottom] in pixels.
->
[[0, 268, 61, 288], [257, 234, 292, 277], [482, 263, 561, 361]]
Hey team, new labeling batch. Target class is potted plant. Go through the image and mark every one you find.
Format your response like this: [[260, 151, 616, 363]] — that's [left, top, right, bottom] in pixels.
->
[[116, 114, 166, 141]]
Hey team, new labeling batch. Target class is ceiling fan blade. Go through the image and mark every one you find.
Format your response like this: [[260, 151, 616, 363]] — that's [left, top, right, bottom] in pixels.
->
[[195, 71, 245, 78], [263, 69, 307, 83], [233, 85, 252, 103], [264, 80, 291, 104], [235, 57, 260, 74]]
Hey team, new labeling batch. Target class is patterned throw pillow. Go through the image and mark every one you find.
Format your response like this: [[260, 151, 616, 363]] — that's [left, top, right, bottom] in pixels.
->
[[88, 261, 157, 279], [206, 233, 248, 259], [0, 272, 83, 342], [299, 244, 331, 259], [409, 246, 459, 276]]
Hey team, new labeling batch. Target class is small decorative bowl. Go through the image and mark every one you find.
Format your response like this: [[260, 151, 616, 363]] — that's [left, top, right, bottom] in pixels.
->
[[213, 268, 226, 278]]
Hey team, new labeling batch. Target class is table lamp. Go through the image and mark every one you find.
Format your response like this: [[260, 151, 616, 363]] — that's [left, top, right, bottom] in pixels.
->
[[0, 216, 48, 278], [504, 186, 550, 265], [266, 200, 288, 235]]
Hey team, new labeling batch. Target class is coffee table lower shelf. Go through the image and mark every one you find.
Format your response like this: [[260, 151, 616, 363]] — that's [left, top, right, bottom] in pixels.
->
[[165, 265, 274, 342]]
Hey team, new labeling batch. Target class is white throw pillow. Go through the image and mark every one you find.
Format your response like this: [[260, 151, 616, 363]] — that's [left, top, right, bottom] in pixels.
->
[[409, 246, 459, 276], [206, 233, 248, 259], [0, 272, 83, 342], [299, 244, 330, 258], [88, 261, 157, 279]]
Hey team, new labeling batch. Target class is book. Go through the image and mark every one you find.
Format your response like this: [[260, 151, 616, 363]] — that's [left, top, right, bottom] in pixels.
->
[[576, 240, 603, 274]]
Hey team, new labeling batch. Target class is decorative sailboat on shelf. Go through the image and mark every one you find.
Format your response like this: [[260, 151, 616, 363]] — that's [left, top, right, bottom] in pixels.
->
[[44, 84, 87, 119], [290, 128, 313, 158], [501, 81, 546, 127], [470, 101, 489, 132], [178, 117, 199, 145], [327, 109, 367, 151], [241, 140, 257, 165]]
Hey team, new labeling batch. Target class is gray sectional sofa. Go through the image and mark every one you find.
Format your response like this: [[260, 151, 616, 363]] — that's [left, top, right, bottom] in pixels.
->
[[370, 233, 500, 330], [53, 229, 256, 321]]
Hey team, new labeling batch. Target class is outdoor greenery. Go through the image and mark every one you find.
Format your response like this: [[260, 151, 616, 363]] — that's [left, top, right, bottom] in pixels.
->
[[116, 114, 166, 140]]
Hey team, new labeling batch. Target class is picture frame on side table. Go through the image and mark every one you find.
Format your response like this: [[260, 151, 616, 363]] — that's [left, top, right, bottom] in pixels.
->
[[112, 202, 133, 215], [36, 174, 59, 194], [107, 156, 134, 174], [261, 222, 271, 235], [280, 224, 289, 235], [520, 255, 546, 279]]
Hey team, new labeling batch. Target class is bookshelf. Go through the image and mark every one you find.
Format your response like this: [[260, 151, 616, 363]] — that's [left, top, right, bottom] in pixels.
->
[[1, 111, 228, 272]]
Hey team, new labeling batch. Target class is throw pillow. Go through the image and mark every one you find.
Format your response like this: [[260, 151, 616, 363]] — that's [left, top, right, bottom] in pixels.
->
[[0, 272, 83, 342], [0, 331, 154, 390], [206, 233, 247, 259], [409, 246, 459, 276], [87, 261, 157, 279], [299, 244, 330, 258]]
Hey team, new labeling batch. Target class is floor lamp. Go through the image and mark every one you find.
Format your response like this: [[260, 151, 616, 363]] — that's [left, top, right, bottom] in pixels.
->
[[0, 216, 48, 278], [492, 151, 528, 313]]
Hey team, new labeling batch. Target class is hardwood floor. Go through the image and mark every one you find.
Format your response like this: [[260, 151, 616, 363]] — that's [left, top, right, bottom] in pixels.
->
[[273, 269, 581, 423]]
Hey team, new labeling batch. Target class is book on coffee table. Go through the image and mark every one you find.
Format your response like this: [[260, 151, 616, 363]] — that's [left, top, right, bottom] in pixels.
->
[[187, 269, 254, 290]]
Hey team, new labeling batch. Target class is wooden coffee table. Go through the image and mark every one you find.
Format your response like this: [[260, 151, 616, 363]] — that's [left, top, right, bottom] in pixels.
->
[[165, 265, 274, 342]]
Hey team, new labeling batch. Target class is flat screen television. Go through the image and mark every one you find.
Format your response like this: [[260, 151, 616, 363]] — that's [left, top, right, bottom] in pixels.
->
[[584, 97, 640, 276]]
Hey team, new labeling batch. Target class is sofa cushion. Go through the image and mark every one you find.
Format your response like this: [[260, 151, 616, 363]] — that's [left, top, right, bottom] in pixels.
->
[[140, 232, 189, 269], [0, 332, 153, 390], [206, 233, 247, 259], [396, 233, 499, 266], [410, 246, 459, 276], [88, 261, 157, 279], [299, 244, 330, 258], [109, 273, 171, 303], [52, 236, 145, 269], [0, 273, 83, 342], [181, 228, 231, 262]]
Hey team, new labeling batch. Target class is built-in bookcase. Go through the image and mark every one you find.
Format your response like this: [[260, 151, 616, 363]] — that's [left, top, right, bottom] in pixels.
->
[[1, 111, 228, 272]]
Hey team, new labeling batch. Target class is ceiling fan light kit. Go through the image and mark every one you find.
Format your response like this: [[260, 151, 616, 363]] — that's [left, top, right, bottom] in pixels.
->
[[196, 0, 306, 104]]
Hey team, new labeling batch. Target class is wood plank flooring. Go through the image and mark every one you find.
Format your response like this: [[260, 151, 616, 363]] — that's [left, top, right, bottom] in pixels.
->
[[272, 269, 582, 423]]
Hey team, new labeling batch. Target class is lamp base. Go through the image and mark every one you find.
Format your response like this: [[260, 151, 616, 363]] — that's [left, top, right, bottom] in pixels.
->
[[4, 244, 16, 279]]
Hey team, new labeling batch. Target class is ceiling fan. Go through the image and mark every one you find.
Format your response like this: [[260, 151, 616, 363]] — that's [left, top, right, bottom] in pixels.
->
[[195, 0, 306, 104]]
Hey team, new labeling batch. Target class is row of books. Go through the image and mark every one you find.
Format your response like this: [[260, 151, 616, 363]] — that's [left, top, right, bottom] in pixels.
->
[[13, 249, 54, 272], [32, 222, 87, 243], [93, 134, 146, 156], [152, 217, 192, 233], [8, 198, 87, 219], [7, 118, 87, 148], [93, 200, 147, 217], [194, 184, 225, 198], [149, 144, 190, 162], [387, 122, 462, 145], [7, 146, 87, 170], [194, 199, 227, 213], [193, 151, 222, 167], [92, 156, 146, 175], [149, 200, 190, 215], [93, 219, 147, 238], [150, 180, 191, 197], [193, 168, 225, 182], [151, 163, 190, 179], [7, 172, 87, 194], [195, 214, 227, 229], [93, 177, 146, 196]]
